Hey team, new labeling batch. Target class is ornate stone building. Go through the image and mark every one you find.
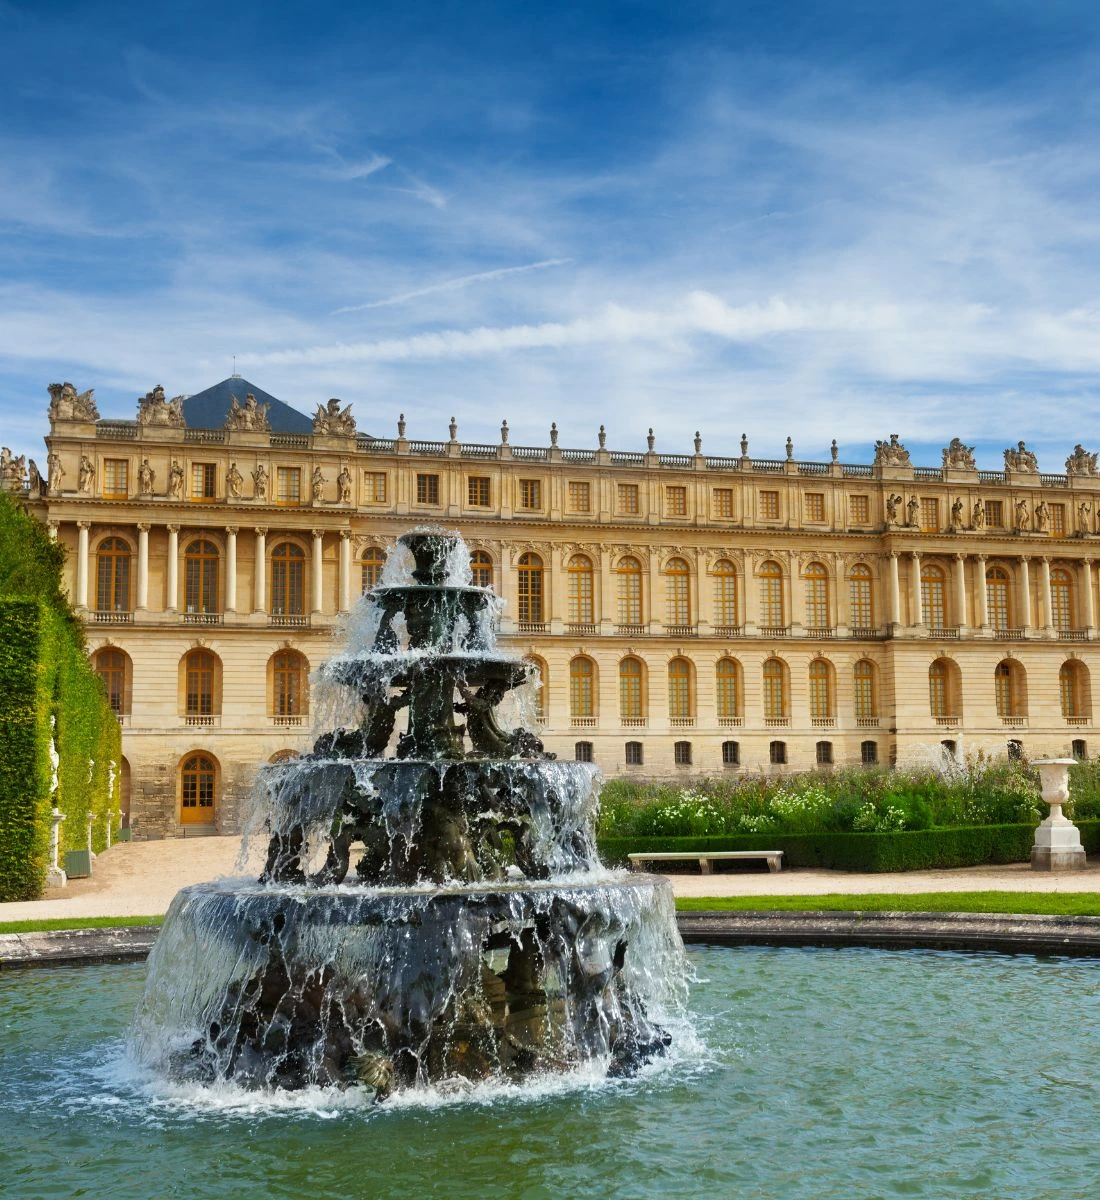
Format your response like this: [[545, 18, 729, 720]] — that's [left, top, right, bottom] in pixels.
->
[[7, 376, 1100, 837]]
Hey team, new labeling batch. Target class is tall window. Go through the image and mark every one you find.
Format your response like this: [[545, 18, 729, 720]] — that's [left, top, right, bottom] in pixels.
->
[[95, 537, 131, 613], [848, 565, 873, 628], [854, 660, 877, 720], [273, 650, 306, 717], [517, 553, 544, 624], [103, 459, 128, 499], [713, 488, 733, 518], [920, 498, 940, 532], [994, 661, 1017, 717], [467, 476, 491, 507], [619, 657, 644, 721], [713, 559, 738, 627], [986, 566, 1011, 631], [928, 661, 949, 718], [191, 462, 216, 501], [184, 539, 219, 614], [666, 486, 687, 516], [861, 741, 878, 765], [763, 658, 787, 719], [665, 557, 690, 626], [568, 481, 590, 513], [365, 471, 387, 503], [809, 659, 832, 718], [722, 740, 740, 766], [849, 495, 870, 524], [277, 466, 301, 506], [181, 753, 216, 823], [769, 740, 787, 765], [674, 740, 692, 765], [519, 479, 542, 510], [569, 657, 595, 718], [361, 547, 386, 591], [416, 473, 440, 505], [575, 741, 594, 763], [816, 741, 834, 765], [526, 657, 547, 721], [921, 564, 946, 628], [185, 650, 216, 716], [95, 649, 127, 714], [985, 500, 1003, 528], [271, 542, 305, 615], [616, 556, 643, 625], [1051, 568, 1073, 631], [805, 493, 824, 522], [759, 561, 784, 627], [617, 483, 640, 514], [1060, 661, 1087, 719], [1051, 504, 1066, 536], [668, 657, 693, 720], [804, 562, 829, 628], [625, 741, 644, 765], [470, 550, 493, 589], [567, 555, 594, 624], [759, 490, 779, 520], [716, 658, 740, 720]]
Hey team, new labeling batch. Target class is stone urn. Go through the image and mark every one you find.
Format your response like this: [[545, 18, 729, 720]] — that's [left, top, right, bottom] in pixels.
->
[[1031, 758, 1087, 871]]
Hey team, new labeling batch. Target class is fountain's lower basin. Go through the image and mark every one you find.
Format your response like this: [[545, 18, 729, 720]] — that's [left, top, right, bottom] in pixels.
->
[[131, 874, 683, 1096]]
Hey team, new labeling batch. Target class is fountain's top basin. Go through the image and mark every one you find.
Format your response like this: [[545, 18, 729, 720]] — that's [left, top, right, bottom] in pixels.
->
[[321, 653, 530, 691]]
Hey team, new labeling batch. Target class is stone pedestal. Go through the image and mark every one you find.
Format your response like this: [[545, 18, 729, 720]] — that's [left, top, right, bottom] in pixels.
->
[[46, 807, 66, 888], [1031, 758, 1087, 871]]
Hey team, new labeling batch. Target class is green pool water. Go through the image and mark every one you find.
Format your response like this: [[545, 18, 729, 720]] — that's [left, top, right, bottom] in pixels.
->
[[3, 946, 1099, 1199]]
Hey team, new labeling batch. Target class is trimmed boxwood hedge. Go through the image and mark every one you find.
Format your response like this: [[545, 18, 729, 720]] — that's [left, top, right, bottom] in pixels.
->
[[599, 821, 1100, 873]]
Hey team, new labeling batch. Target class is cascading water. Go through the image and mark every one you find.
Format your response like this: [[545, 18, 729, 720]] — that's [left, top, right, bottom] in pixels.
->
[[130, 529, 688, 1099]]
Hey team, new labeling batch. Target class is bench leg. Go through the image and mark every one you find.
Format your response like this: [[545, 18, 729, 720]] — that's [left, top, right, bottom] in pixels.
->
[[767, 857, 781, 872], [698, 858, 712, 875]]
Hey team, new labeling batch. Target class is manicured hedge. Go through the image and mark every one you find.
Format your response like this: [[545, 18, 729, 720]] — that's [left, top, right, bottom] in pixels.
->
[[599, 821, 1100, 873]]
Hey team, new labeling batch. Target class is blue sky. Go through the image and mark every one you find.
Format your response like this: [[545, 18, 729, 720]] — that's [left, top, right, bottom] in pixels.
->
[[3, 0, 1100, 469]]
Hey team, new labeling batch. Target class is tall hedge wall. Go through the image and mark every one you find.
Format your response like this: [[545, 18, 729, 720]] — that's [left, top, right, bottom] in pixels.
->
[[0, 495, 120, 901]]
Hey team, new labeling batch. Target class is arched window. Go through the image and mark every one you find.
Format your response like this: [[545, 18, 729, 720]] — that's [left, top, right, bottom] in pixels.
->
[[616, 556, 643, 626], [809, 659, 833, 719], [517, 553, 544, 625], [848, 564, 874, 629], [271, 542, 306, 615], [361, 546, 386, 592], [986, 566, 1011, 631], [853, 660, 877, 721], [668, 657, 694, 721], [180, 753, 217, 825], [759, 561, 784, 627], [1051, 568, 1073, 631], [184, 650, 218, 717], [804, 563, 830, 629], [928, 659, 958, 719], [567, 554, 594, 625], [619, 657, 645, 722], [272, 650, 308, 718], [569, 656, 595, 719], [763, 657, 787, 720], [94, 648, 129, 715], [470, 550, 493, 589], [665, 557, 690, 626], [95, 537, 131, 613], [1060, 660, 1090, 720], [713, 559, 738, 628], [920, 564, 946, 628], [184, 539, 219, 614], [716, 657, 740, 722]]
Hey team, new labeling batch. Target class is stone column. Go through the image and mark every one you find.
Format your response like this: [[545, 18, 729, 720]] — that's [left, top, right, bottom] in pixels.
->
[[136, 523, 149, 611], [339, 530, 352, 613], [1040, 556, 1053, 633], [954, 553, 967, 630], [742, 555, 756, 630], [312, 529, 324, 615], [598, 549, 613, 633], [47, 808, 66, 887], [910, 551, 922, 627], [788, 551, 802, 630], [976, 554, 989, 628], [254, 528, 267, 613], [86, 810, 96, 861], [225, 526, 237, 613], [76, 521, 90, 610], [1083, 559, 1095, 633], [166, 525, 179, 611], [888, 553, 900, 629], [648, 552, 663, 633], [1019, 556, 1032, 630]]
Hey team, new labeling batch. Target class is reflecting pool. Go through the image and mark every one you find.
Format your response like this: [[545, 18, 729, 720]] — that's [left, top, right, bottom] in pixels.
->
[[3, 946, 1099, 1199]]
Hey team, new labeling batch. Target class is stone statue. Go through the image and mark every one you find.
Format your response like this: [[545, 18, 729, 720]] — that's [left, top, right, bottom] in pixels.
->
[[1015, 498, 1029, 529], [0, 448, 25, 491], [47, 382, 98, 422], [137, 384, 185, 427], [950, 497, 965, 527], [1066, 444, 1099, 476], [138, 458, 155, 496], [337, 465, 352, 503], [1004, 440, 1038, 473], [830, 439, 839, 462], [252, 463, 269, 500], [906, 495, 919, 527], [785, 436, 794, 460], [942, 438, 976, 470], [874, 433, 911, 468], [1078, 500, 1092, 534], [47, 450, 63, 495], [168, 459, 184, 499], [226, 462, 244, 499], [313, 398, 356, 436], [1035, 500, 1050, 532], [312, 465, 326, 502], [225, 392, 270, 432], [27, 458, 42, 496], [78, 455, 95, 494], [973, 499, 986, 529], [740, 432, 748, 457], [885, 493, 901, 524]]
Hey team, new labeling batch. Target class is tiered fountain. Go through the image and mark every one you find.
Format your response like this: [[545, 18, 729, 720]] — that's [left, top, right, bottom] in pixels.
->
[[131, 530, 685, 1098]]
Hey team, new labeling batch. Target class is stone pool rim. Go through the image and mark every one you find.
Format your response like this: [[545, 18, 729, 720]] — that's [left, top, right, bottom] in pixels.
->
[[6, 909, 1100, 968]]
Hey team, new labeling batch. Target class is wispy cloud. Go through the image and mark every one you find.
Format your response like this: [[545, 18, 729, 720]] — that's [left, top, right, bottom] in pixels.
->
[[333, 258, 573, 313]]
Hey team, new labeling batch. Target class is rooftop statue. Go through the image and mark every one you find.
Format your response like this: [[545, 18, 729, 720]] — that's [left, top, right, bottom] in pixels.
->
[[225, 392, 270, 432], [942, 438, 976, 470], [874, 433, 911, 467], [0, 447, 26, 491], [1004, 440, 1038, 473], [47, 381, 98, 422], [313, 397, 356, 436], [1066, 444, 1099, 476], [137, 384, 185, 427]]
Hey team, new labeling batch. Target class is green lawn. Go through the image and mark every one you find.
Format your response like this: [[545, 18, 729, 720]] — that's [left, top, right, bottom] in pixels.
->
[[675, 892, 1100, 917], [0, 914, 164, 935]]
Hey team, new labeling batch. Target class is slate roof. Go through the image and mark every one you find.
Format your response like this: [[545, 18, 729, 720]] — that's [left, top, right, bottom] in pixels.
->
[[181, 377, 314, 434]]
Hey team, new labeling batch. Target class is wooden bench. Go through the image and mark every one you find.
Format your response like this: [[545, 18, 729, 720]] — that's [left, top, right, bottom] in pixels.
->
[[628, 850, 784, 875]]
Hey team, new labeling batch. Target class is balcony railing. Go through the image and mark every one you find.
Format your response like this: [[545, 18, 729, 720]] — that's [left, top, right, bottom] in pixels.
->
[[803, 627, 835, 639], [669, 717, 695, 728], [850, 627, 886, 640], [96, 421, 139, 440], [518, 621, 548, 635], [718, 716, 744, 728], [183, 611, 222, 625], [92, 610, 133, 624], [184, 428, 226, 443], [185, 714, 218, 727], [758, 626, 790, 637], [811, 717, 836, 728], [1066, 716, 1090, 726], [620, 717, 648, 728], [566, 623, 597, 636], [935, 715, 960, 727], [665, 625, 698, 638], [856, 717, 880, 728], [571, 716, 597, 728], [928, 627, 959, 639], [1058, 629, 1088, 641], [272, 715, 304, 727], [993, 626, 1027, 640], [764, 717, 790, 728], [615, 624, 648, 637], [713, 625, 744, 638], [1000, 716, 1027, 727], [270, 613, 311, 628]]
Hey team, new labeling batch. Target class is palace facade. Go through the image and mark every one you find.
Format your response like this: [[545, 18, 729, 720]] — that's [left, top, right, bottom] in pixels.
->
[[8, 377, 1100, 838]]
